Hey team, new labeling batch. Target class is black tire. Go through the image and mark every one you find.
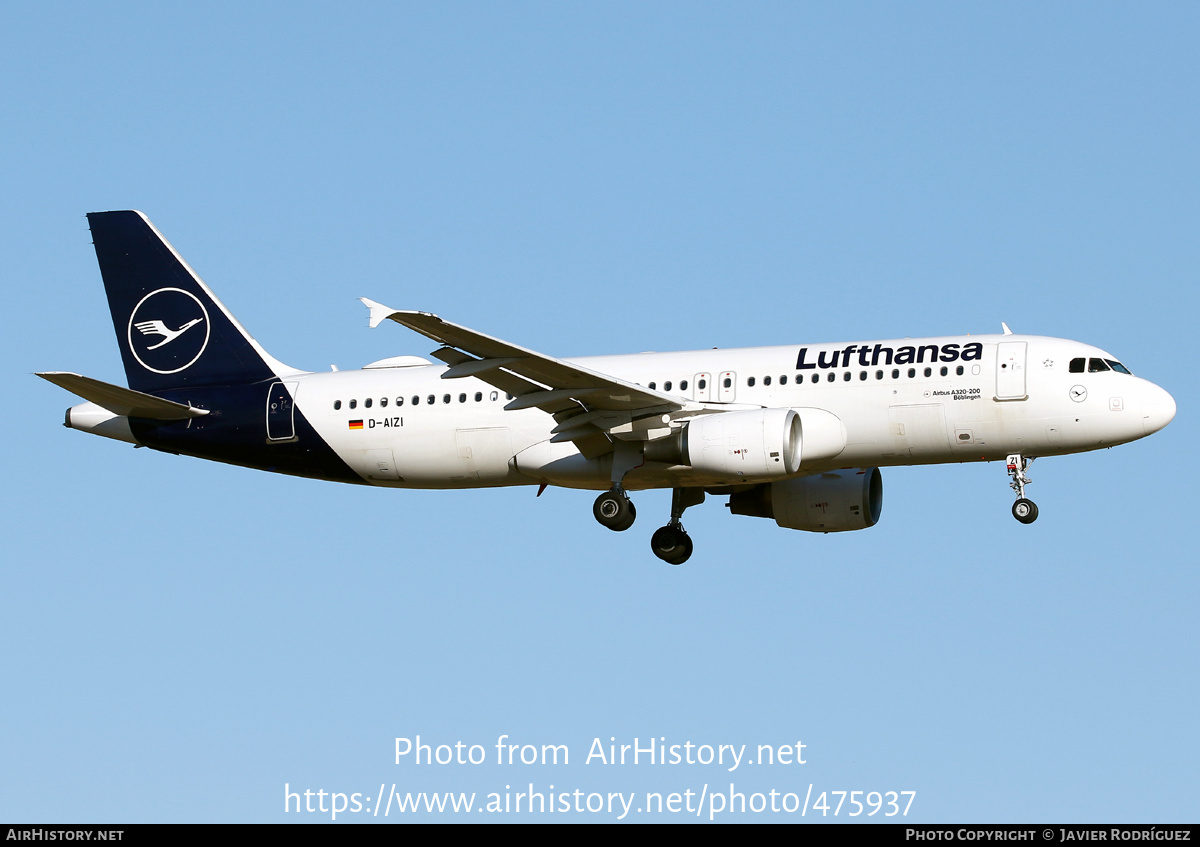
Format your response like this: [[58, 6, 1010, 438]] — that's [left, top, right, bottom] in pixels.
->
[[651, 525, 692, 564], [1012, 498, 1039, 524], [594, 489, 636, 531]]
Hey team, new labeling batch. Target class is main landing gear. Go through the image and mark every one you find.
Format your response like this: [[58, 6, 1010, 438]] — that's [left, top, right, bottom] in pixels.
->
[[1006, 453, 1038, 524], [591, 485, 704, 565], [650, 488, 704, 565], [593, 487, 636, 532]]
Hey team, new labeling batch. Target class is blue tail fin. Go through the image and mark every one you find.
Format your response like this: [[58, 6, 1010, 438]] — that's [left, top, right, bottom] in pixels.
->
[[88, 210, 291, 393]]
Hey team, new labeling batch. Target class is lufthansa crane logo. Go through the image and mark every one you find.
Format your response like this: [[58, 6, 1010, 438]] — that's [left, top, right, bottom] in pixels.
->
[[126, 287, 210, 374]]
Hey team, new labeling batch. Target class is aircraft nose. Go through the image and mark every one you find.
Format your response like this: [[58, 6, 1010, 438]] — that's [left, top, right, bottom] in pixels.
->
[[1141, 383, 1176, 436]]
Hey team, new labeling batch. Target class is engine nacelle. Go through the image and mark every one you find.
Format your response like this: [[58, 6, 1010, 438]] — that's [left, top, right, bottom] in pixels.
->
[[672, 408, 802, 480], [728, 467, 883, 532]]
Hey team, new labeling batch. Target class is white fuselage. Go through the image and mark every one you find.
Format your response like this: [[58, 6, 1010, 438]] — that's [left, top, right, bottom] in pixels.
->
[[292, 333, 1176, 490]]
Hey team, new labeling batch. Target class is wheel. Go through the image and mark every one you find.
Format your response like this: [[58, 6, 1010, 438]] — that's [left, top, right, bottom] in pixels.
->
[[594, 489, 636, 531], [1012, 498, 1038, 524], [651, 525, 693, 565]]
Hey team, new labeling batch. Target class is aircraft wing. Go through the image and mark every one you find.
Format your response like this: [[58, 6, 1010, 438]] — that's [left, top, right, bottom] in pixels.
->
[[361, 299, 694, 456]]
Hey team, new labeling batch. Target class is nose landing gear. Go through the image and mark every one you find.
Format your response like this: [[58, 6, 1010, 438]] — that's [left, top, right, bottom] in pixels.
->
[[1006, 453, 1038, 524]]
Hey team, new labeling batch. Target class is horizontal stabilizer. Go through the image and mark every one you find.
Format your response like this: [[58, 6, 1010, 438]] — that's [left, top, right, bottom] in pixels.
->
[[36, 372, 209, 420]]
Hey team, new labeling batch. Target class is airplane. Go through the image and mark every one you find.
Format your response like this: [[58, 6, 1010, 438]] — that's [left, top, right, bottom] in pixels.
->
[[39, 211, 1177, 564]]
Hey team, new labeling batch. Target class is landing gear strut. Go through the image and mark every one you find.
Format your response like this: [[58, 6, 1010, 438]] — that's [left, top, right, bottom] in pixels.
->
[[651, 488, 704, 565], [1006, 453, 1038, 524]]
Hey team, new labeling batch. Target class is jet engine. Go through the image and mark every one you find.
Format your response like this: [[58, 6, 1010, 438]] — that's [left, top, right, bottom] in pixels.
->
[[644, 407, 846, 482], [727, 468, 883, 532]]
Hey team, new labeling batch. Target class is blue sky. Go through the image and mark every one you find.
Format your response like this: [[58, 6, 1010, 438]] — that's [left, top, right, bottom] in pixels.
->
[[2, 2, 1197, 822]]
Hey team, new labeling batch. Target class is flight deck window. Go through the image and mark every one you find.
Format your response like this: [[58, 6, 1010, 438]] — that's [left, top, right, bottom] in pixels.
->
[[1088, 358, 1110, 373], [1069, 358, 1086, 373], [333, 400, 341, 410], [1106, 359, 1132, 374]]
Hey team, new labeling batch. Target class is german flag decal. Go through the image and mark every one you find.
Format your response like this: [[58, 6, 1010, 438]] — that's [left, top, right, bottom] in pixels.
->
[[349, 420, 363, 430]]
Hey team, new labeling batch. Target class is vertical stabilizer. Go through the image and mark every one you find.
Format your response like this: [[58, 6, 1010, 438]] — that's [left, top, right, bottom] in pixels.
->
[[87, 210, 296, 392]]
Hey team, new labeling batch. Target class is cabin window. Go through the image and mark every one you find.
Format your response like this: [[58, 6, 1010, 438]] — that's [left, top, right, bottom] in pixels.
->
[[723, 377, 731, 388], [908, 368, 916, 378], [412, 395, 420, 405], [859, 371, 867, 380], [680, 380, 688, 390], [427, 395, 435, 405], [892, 369, 899, 379], [811, 374, 819, 384], [396, 397, 404, 406], [649, 381, 656, 390], [827, 373, 835, 382], [443, 394, 451, 404], [475, 392, 482, 402], [780, 375, 788, 385], [380, 397, 388, 407], [664, 381, 673, 391], [349, 399, 357, 409], [458, 393, 466, 403], [764, 375, 772, 386], [1069, 358, 1086, 373], [747, 376, 756, 387], [698, 378, 707, 389], [491, 391, 499, 401], [940, 366, 948, 377], [875, 370, 883, 380], [843, 371, 852, 381], [956, 365, 964, 375], [923, 367, 932, 378], [365, 398, 372, 408]]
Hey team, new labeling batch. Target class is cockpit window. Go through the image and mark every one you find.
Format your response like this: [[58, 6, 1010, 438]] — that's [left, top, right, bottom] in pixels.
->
[[1088, 358, 1111, 373], [1105, 359, 1132, 374], [1069, 358, 1085, 373]]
